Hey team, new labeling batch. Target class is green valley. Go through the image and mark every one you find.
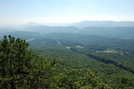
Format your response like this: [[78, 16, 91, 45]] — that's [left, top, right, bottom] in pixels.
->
[[0, 28, 134, 89]]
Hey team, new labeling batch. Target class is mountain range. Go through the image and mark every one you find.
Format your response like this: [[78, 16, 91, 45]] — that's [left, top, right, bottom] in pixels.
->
[[1, 20, 134, 28], [0, 20, 134, 39], [26, 20, 134, 28], [71, 20, 134, 28]]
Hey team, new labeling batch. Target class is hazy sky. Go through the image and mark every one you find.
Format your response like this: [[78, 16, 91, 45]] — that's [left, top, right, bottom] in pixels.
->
[[0, 0, 134, 24]]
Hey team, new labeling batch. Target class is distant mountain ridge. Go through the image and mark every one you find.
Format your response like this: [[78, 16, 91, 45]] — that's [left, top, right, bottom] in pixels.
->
[[1, 20, 134, 28], [71, 20, 134, 28], [1, 26, 134, 39], [36, 20, 134, 28], [1, 20, 134, 39]]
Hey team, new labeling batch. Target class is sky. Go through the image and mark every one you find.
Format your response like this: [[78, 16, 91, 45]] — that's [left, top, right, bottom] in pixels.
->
[[0, 0, 134, 25]]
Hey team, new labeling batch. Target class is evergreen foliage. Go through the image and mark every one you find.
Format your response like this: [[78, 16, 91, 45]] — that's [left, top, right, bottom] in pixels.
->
[[0, 35, 56, 89]]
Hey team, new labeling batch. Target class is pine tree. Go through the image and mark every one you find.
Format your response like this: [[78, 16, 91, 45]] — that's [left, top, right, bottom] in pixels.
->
[[0, 35, 56, 89]]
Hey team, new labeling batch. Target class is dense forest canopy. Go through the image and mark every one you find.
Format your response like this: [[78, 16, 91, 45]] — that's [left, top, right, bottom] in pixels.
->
[[0, 35, 114, 89], [0, 23, 134, 89], [0, 34, 134, 89]]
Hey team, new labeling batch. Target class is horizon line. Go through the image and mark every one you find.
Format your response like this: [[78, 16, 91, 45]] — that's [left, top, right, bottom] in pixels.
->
[[1, 20, 134, 25]]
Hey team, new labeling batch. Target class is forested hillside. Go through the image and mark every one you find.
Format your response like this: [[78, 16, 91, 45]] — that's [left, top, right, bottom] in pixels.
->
[[0, 26, 134, 89], [28, 36, 134, 88], [46, 33, 134, 49], [0, 35, 115, 89]]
